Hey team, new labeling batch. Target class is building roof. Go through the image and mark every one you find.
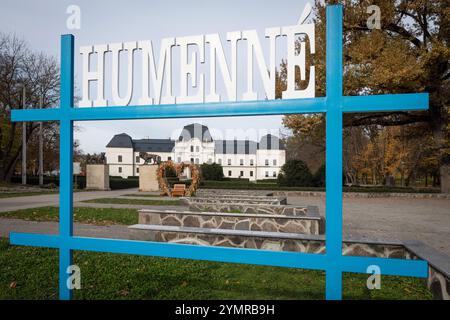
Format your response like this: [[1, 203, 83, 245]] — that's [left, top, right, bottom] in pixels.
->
[[178, 123, 213, 142], [215, 140, 258, 154], [259, 134, 285, 150], [133, 139, 175, 153], [105, 133, 133, 148], [106, 134, 174, 153], [106, 125, 284, 154]]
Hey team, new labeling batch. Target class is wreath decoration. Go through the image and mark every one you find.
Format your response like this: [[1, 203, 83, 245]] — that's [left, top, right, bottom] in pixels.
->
[[157, 160, 201, 197]]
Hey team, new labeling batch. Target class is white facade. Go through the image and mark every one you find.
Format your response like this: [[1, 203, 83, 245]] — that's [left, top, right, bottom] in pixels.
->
[[105, 124, 285, 181]]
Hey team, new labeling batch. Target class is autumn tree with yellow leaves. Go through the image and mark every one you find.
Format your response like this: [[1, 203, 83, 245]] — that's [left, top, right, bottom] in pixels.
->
[[279, 0, 449, 190]]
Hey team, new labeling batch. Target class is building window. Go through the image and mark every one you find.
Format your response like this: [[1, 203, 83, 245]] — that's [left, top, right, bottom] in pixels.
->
[[118, 167, 122, 173], [208, 158, 212, 164], [190, 145, 194, 152], [195, 158, 199, 164], [250, 159, 254, 166], [118, 155, 122, 163], [265, 171, 269, 177], [250, 171, 253, 177], [136, 167, 139, 173], [228, 170, 232, 177], [273, 171, 277, 177], [218, 159, 222, 165], [168, 156, 172, 161], [196, 146, 200, 152], [136, 156, 140, 163], [190, 158, 194, 163], [177, 157, 181, 163], [240, 171, 244, 177], [228, 159, 231, 165], [240, 159, 244, 166], [273, 159, 277, 166], [265, 159, 269, 166]]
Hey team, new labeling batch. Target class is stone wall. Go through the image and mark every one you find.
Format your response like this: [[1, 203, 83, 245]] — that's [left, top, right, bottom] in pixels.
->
[[188, 202, 314, 217], [139, 165, 159, 192], [86, 164, 110, 190], [138, 209, 323, 235], [182, 197, 287, 205]]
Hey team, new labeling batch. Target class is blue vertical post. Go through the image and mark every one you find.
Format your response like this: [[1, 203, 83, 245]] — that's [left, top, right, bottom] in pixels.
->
[[59, 34, 74, 300], [325, 5, 343, 300]]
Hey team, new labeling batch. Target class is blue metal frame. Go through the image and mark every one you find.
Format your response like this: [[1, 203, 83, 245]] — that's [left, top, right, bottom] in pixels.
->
[[9, 5, 429, 300]]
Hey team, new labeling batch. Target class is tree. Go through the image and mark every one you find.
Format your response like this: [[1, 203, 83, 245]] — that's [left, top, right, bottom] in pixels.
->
[[312, 163, 326, 187], [0, 32, 60, 182], [280, 0, 449, 191], [200, 163, 224, 181], [278, 159, 313, 187]]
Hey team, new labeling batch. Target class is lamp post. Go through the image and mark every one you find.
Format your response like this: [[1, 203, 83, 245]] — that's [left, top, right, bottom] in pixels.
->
[[39, 95, 44, 186], [21, 86, 26, 185]]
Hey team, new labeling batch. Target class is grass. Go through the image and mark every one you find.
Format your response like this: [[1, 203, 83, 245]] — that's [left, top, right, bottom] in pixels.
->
[[0, 191, 57, 198], [0, 238, 432, 300], [82, 198, 182, 206], [0, 206, 138, 225], [123, 193, 163, 198]]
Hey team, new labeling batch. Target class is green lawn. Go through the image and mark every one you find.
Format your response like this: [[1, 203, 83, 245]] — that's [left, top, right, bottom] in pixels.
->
[[82, 198, 181, 206], [0, 191, 57, 199], [0, 238, 432, 300], [0, 207, 138, 225], [123, 193, 163, 198]]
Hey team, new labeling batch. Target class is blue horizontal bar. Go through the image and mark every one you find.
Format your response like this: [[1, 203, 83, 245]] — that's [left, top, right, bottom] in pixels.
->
[[11, 233, 328, 270], [10, 232, 429, 279], [341, 255, 428, 278], [11, 108, 63, 122], [10, 232, 61, 248], [11, 98, 328, 122], [342, 93, 429, 113]]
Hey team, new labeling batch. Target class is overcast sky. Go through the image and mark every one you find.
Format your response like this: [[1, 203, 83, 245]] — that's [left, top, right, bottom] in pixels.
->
[[0, 0, 310, 153]]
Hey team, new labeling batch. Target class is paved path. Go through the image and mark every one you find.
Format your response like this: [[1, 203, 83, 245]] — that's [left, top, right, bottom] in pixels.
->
[[75, 202, 187, 211], [289, 196, 450, 256], [0, 188, 139, 212], [0, 218, 130, 239]]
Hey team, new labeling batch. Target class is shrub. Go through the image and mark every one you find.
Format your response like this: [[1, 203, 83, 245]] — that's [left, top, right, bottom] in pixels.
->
[[109, 177, 138, 189], [277, 159, 313, 187], [200, 163, 224, 181], [164, 165, 177, 178], [312, 164, 326, 187]]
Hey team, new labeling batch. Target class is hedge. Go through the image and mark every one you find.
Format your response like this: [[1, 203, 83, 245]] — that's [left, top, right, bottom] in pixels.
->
[[10, 175, 138, 190]]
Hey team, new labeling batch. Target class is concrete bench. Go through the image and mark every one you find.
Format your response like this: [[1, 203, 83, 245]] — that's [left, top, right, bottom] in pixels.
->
[[180, 196, 287, 205], [138, 208, 323, 235], [187, 201, 317, 217]]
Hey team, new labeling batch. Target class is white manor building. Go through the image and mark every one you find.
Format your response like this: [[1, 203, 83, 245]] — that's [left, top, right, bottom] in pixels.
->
[[105, 123, 285, 181]]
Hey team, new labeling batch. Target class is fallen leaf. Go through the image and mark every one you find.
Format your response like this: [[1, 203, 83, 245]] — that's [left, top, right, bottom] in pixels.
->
[[9, 281, 17, 289], [118, 289, 129, 296]]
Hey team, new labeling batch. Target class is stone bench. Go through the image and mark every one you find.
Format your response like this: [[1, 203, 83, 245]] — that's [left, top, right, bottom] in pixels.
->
[[180, 196, 287, 205], [197, 189, 269, 196], [138, 208, 323, 235], [128, 224, 449, 300], [195, 194, 284, 200], [187, 201, 317, 217]]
